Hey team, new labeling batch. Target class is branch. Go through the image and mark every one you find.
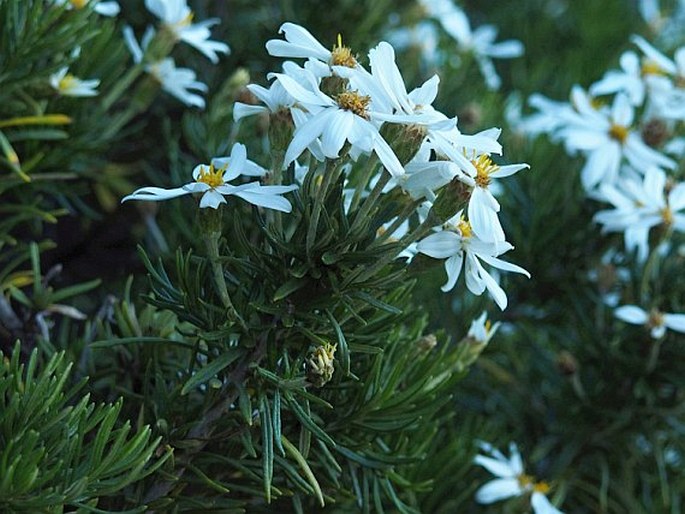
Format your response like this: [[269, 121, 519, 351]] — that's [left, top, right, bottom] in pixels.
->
[[142, 335, 268, 508]]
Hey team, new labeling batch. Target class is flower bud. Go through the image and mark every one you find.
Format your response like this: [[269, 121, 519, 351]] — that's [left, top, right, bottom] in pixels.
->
[[430, 177, 471, 223], [306, 342, 337, 387], [380, 122, 427, 166]]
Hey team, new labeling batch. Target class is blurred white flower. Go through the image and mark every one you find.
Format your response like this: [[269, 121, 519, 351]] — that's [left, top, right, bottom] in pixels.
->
[[122, 143, 297, 211], [145, 0, 230, 63], [467, 311, 501, 345], [594, 166, 685, 261], [590, 51, 646, 106], [50, 67, 99, 97], [558, 88, 674, 189], [54, 0, 120, 16], [615, 305, 685, 339], [123, 26, 208, 108], [474, 441, 563, 514], [437, 6, 524, 90]]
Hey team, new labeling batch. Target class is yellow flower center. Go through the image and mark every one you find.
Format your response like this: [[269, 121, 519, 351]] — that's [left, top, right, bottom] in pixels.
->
[[457, 217, 473, 239], [609, 124, 629, 143], [661, 207, 674, 226], [518, 474, 551, 494], [648, 309, 665, 329], [534, 481, 551, 494], [178, 11, 195, 27], [330, 33, 357, 68], [196, 164, 225, 188], [58, 74, 77, 92], [70, 0, 88, 8], [641, 60, 666, 77], [471, 154, 499, 188], [337, 90, 370, 119]]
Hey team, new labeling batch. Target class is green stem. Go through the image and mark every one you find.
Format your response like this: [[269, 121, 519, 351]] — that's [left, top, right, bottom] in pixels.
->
[[353, 211, 439, 285], [101, 63, 145, 111], [306, 158, 345, 254], [348, 154, 379, 213], [203, 230, 247, 330], [371, 198, 422, 246], [350, 170, 391, 235]]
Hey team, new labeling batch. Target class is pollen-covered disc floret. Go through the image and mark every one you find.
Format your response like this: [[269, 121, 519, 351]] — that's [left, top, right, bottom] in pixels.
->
[[336, 90, 370, 118], [196, 164, 226, 188], [472, 154, 498, 188], [330, 34, 357, 67]]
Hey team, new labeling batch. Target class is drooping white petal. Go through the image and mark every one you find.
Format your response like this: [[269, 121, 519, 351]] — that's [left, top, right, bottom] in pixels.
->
[[441, 253, 464, 292], [531, 492, 564, 514], [200, 189, 227, 209], [121, 186, 190, 203], [474, 478, 522, 504]]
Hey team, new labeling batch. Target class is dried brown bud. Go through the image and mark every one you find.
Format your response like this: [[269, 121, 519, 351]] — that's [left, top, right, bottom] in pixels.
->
[[641, 118, 670, 148], [556, 351, 578, 376]]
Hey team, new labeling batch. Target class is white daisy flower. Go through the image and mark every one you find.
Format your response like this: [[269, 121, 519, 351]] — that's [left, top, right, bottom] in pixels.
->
[[385, 21, 441, 68], [416, 214, 529, 310], [467, 311, 501, 346], [272, 69, 405, 178], [590, 51, 646, 106], [615, 305, 685, 339], [437, 7, 524, 90], [54, 0, 120, 16], [122, 143, 297, 211], [265, 22, 359, 73], [144, 0, 230, 63], [464, 147, 528, 243], [558, 88, 675, 190], [474, 441, 564, 514], [123, 26, 208, 108], [594, 166, 685, 261], [50, 67, 99, 97]]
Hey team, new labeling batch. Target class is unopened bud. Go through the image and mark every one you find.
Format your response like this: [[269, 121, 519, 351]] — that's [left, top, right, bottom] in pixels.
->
[[269, 108, 295, 158], [306, 342, 337, 387], [641, 118, 669, 148], [320, 76, 348, 98], [417, 334, 437, 353], [430, 177, 471, 223], [380, 122, 428, 166]]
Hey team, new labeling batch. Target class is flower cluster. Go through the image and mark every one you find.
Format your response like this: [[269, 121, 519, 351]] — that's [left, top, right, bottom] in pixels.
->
[[231, 22, 529, 309], [49, 0, 229, 108], [519, 31, 685, 332]]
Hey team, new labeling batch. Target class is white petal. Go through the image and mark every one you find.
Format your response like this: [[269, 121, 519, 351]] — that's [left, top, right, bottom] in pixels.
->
[[373, 134, 406, 178], [417, 231, 461, 258], [441, 253, 464, 292], [321, 110, 353, 158], [285, 109, 336, 165], [121, 186, 190, 203], [199, 190, 226, 209], [473, 455, 517, 478], [664, 314, 685, 334], [531, 492, 564, 514], [615, 305, 648, 325], [474, 478, 521, 504]]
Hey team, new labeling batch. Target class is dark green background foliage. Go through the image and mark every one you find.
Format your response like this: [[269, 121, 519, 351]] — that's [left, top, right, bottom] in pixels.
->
[[2, 0, 685, 512]]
